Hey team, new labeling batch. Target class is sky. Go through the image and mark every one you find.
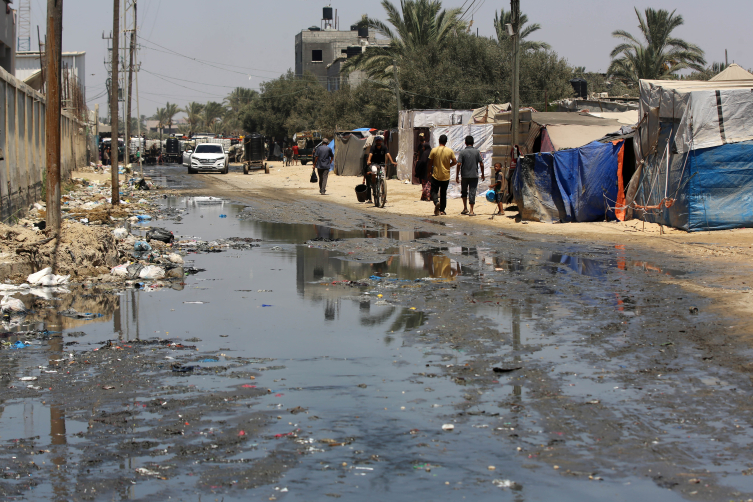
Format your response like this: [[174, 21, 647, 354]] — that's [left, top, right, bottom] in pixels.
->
[[28, 0, 753, 120]]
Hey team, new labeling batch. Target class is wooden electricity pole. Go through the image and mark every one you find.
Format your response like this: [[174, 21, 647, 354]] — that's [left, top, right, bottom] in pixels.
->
[[510, 0, 520, 149], [44, 0, 62, 232], [110, 0, 120, 205]]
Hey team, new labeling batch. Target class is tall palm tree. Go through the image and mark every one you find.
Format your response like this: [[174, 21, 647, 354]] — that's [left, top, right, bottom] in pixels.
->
[[493, 8, 550, 51], [183, 101, 204, 134], [224, 87, 258, 115], [164, 102, 180, 134], [201, 101, 226, 128], [342, 0, 466, 80], [608, 8, 706, 84]]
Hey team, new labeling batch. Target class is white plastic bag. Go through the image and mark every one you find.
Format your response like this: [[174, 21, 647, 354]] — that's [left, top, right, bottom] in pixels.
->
[[27, 267, 52, 284], [38, 274, 69, 286], [1, 295, 26, 313], [113, 227, 128, 239], [168, 253, 184, 265], [111, 263, 130, 277], [139, 265, 165, 280]]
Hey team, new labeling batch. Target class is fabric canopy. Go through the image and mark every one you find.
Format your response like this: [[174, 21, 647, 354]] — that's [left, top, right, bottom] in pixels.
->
[[709, 63, 753, 82], [545, 124, 627, 151]]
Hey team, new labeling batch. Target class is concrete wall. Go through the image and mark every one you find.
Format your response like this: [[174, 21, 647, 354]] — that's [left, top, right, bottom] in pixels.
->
[[0, 65, 87, 223]]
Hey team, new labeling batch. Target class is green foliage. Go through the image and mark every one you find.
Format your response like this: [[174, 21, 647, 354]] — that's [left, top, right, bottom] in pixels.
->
[[608, 8, 706, 84], [493, 8, 550, 52]]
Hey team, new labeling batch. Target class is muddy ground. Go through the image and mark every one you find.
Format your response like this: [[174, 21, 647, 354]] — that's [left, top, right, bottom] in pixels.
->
[[1, 164, 752, 501]]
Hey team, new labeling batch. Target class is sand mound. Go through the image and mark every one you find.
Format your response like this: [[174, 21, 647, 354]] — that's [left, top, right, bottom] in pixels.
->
[[0, 221, 121, 279]]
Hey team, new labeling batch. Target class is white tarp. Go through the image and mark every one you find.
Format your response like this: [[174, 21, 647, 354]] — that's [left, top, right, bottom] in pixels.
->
[[640, 79, 753, 153], [396, 110, 474, 180], [429, 124, 493, 199]]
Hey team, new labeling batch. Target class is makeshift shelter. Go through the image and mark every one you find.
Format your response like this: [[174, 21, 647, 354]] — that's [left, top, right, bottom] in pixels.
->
[[396, 109, 473, 180], [513, 140, 627, 223], [709, 64, 753, 82], [524, 112, 628, 153], [428, 123, 494, 199], [630, 79, 753, 231], [333, 131, 369, 176], [469, 104, 511, 124]]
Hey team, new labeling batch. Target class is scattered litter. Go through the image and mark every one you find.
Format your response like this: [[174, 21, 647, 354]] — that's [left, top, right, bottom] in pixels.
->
[[112, 227, 128, 239], [59, 309, 103, 319], [146, 228, 175, 243], [139, 265, 165, 280], [261, 304, 273, 307], [19, 376, 38, 381], [27, 267, 69, 286], [135, 467, 160, 476], [10, 341, 28, 349], [134, 240, 152, 252], [493, 366, 522, 373], [168, 253, 184, 264], [441, 424, 454, 431], [102, 385, 115, 390], [183, 301, 207, 304], [136, 215, 152, 221], [1, 295, 26, 313], [111, 263, 130, 277], [219, 214, 228, 218], [492, 479, 521, 490], [586, 399, 601, 405]]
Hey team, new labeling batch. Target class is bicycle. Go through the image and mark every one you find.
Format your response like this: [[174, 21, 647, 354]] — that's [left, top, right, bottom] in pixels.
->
[[370, 163, 387, 208]]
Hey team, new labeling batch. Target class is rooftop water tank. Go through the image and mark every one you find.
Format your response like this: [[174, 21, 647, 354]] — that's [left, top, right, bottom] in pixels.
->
[[358, 27, 369, 38], [323, 7, 333, 20]]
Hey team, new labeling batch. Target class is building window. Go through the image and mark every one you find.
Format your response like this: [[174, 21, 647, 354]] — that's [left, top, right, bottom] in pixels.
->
[[311, 50, 323, 62]]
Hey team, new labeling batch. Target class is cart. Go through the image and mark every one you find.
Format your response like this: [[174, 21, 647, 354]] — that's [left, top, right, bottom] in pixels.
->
[[243, 133, 269, 174]]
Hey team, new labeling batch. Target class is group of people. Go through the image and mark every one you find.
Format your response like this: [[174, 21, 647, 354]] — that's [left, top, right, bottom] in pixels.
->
[[416, 133, 506, 217], [283, 143, 300, 166]]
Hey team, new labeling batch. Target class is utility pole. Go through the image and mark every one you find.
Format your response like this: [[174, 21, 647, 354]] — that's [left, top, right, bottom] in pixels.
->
[[510, 0, 520, 149], [393, 59, 401, 116], [110, 0, 120, 205], [45, 0, 62, 233], [125, 1, 136, 172]]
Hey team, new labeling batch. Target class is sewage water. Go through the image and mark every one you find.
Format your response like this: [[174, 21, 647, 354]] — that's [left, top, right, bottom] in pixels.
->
[[0, 196, 724, 501]]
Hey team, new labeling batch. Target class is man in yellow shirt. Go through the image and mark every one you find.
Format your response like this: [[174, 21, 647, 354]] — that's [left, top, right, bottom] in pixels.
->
[[427, 134, 457, 216]]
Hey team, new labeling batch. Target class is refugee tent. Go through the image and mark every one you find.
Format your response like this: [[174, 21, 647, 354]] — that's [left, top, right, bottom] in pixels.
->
[[513, 140, 627, 223], [428, 123, 494, 199], [709, 64, 753, 82], [334, 130, 369, 176], [630, 78, 753, 231], [469, 104, 511, 124], [524, 113, 627, 153], [396, 109, 473, 180]]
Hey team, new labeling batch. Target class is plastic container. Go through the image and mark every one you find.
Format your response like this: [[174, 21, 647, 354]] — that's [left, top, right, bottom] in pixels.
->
[[355, 184, 370, 202]]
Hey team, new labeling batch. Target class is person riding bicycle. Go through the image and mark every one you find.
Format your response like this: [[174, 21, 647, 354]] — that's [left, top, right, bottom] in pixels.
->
[[363, 136, 394, 203]]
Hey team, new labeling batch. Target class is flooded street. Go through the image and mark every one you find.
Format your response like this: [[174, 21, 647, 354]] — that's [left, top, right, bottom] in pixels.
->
[[1, 166, 752, 501]]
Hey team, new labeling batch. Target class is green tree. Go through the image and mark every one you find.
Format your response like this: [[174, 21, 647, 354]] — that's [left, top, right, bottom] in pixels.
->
[[183, 101, 205, 134], [493, 8, 550, 51], [224, 87, 258, 115], [164, 102, 180, 134], [343, 0, 466, 80], [201, 102, 226, 129], [608, 7, 706, 84]]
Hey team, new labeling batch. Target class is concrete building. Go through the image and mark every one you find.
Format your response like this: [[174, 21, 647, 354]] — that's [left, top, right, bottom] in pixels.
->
[[15, 51, 86, 93], [295, 26, 379, 86], [0, 0, 15, 74], [326, 55, 367, 92]]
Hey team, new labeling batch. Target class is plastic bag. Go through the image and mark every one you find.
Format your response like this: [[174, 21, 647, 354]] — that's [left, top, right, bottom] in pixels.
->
[[146, 228, 174, 243], [113, 227, 128, 239], [1, 295, 26, 313], [139, 265, 165, 280], [38, 274, 69, 286], [136, 214, 152, 221], [111, 263, 130, 277], [310, 170, 318, 183], [126, 263, 144, 279], [134, 240, 152, 252], [27, 267, 52, 284], [168, 253, 184, 264]]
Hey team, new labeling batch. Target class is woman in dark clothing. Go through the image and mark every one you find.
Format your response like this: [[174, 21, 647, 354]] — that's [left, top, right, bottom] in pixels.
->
[[415, 133, 432, 200]]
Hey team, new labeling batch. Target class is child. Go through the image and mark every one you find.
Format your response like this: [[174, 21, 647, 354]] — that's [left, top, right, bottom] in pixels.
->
[[489, 162, 505, 216]]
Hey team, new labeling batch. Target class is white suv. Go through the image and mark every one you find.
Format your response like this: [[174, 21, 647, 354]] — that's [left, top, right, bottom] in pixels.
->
[[187, 144, 229, 174]]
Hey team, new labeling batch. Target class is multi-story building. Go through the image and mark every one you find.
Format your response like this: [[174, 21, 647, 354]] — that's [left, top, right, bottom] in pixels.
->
[[0, 0, 15, 74]]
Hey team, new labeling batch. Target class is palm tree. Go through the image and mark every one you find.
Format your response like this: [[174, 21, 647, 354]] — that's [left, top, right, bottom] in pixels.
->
[[152, 107, 168, 141], [183, 101, 204, 134], [493, 8, 550, 51], [608, 8, 706, 84], [224, 87, 258, 115], [201, 101, 226, 128], [342, 0, 466, 80], [164, 102, 180, 134]]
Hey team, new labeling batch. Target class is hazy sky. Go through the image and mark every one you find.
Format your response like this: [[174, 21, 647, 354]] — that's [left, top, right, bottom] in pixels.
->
[[32, 0, 752, 119]]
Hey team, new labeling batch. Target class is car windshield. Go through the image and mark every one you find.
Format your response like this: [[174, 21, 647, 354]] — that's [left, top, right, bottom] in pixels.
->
[[195, 144, 223, 154]]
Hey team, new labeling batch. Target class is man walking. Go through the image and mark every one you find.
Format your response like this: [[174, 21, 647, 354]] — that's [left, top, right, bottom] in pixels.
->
[[427, 134, 457, 216], [313, 138, 334, 195], [455, 135, 485, 216]]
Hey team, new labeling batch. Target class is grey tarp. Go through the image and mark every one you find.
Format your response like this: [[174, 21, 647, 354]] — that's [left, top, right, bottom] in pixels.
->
[[334, 134, 367, 176]]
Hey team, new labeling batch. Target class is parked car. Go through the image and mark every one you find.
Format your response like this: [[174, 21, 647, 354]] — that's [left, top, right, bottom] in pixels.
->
[[186, 143, 229, 174]]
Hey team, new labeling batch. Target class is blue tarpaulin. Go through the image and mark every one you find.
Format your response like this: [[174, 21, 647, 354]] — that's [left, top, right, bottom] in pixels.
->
[[513, 141, 624, 223]]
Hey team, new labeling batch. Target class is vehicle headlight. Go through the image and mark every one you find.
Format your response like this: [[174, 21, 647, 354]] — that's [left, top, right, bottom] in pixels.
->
[[192, 159, 200, 164]]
